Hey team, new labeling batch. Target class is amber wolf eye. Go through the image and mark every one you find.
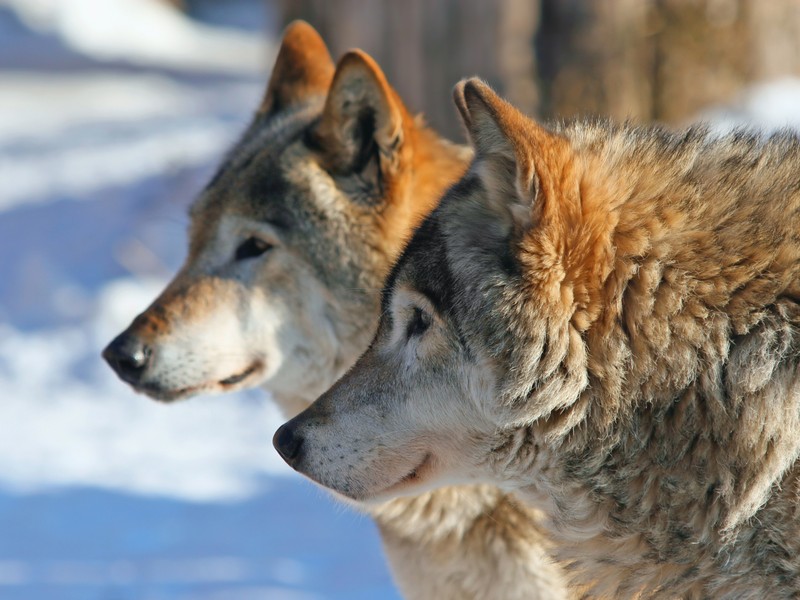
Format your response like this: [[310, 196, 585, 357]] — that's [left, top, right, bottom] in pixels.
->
[[235, 237, 272, 261], [406, 306, 431, 338]]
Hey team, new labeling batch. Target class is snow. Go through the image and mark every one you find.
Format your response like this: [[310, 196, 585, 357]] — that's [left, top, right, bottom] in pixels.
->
[[0, 3, 399, 598], [0, 485, 395, 599], [0, 0, 272, 74], [699, 77, 800, 134], [0, 317, 292, 501]]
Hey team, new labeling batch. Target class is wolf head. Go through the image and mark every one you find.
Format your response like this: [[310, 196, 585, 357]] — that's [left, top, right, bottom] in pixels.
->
[[103, 22, 466, 412], [275, 79, 621, 502]]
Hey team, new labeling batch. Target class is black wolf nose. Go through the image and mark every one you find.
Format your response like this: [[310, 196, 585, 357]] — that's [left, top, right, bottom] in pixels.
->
[[102, 332, 151, 385], [273, 423, 304, 466]]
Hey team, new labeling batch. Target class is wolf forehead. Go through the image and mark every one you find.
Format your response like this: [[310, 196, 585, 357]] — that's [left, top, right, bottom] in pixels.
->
[[380, 174, 501, 349], [191, 104, 326, 225], [382, 200, 457, 317]]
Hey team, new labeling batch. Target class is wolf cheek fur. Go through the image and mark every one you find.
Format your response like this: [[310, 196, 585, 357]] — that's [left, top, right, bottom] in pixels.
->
[[280, 78, 800, 597]]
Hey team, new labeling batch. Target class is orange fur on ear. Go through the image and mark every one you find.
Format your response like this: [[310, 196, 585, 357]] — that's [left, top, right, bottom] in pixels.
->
[[455, 80, 615, 328], [460, 79, 555, 184], [316, 49, 408, 172], [260, 21, 335, 115], [456, 79, 575, 220]]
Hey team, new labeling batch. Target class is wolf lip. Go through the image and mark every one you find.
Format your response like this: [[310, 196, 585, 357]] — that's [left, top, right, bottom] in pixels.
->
[[219, 362, 261, 386], [401, 454, 431, 482], [140, 382, 196, 403], [380, 453, 433, 497]]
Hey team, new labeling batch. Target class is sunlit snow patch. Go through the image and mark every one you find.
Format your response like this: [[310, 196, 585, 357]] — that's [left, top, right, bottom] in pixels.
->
[[700, 77, 800, 135], [0, 277, 292, 502], [0, 0, 273, 74]]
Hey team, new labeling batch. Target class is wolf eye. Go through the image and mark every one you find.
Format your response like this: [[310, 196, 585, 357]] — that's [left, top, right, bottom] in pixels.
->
[[235, 237, 272, 261], [406, 306, 431, 338]]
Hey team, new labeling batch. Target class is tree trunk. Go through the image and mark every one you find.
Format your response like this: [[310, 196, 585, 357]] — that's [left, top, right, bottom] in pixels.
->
[[277, 0, 800, 135], [278, 0, 535, 139]]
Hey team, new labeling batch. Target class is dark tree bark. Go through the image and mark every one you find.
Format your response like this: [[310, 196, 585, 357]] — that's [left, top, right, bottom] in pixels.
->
[[278, 0, 534, 139], [277, 0, 800, 136]]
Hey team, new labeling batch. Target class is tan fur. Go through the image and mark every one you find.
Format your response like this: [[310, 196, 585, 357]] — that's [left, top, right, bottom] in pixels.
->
[[259, 20, 334, 115], [279, 78, 800, 597], [105, 26, 567, 600]]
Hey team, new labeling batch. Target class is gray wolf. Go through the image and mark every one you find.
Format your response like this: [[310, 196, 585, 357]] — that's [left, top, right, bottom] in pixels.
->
[[103, 24, 566, 599], [276, 78, 800, 597]]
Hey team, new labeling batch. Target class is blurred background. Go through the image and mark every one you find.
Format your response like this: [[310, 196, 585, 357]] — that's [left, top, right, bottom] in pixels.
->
[[1, 1, 800, 599]]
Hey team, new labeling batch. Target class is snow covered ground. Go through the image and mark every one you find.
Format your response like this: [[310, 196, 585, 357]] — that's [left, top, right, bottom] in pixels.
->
[[0, 2, 399, 599], [699, 77, 800, 135], [0, 0, 272, 73]]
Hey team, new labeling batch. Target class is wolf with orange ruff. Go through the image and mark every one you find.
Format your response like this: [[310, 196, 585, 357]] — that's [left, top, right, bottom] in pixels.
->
[[104, 23, 566, 600], [276, 78, 800, 597]]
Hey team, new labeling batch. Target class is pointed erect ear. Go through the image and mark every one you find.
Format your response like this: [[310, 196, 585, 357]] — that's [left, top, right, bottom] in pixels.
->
[[453, 78, 570, 229], [454, 79, 537, 196], [260, 21, 335, 115], [315, 49, 406, 174]]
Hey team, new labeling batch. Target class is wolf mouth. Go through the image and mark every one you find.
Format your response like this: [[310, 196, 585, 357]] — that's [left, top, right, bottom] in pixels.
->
[[139, 361, 265, 403], [379, 453, 433, 497], [219, 362, 263, 387]]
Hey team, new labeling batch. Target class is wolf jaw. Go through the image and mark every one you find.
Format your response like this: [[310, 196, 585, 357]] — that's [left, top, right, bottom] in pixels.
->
[[280, 78, 800, 597], [105, 23, 568, 600]]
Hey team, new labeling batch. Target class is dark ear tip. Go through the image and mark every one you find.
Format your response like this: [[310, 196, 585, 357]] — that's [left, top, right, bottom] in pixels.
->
[[461, 78, 493, 109]]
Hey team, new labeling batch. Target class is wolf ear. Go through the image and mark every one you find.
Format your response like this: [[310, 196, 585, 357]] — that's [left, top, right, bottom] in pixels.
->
[[260, 21, 335, 115], [315, 49, 405, 175], [453, 78, 565, 229]]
